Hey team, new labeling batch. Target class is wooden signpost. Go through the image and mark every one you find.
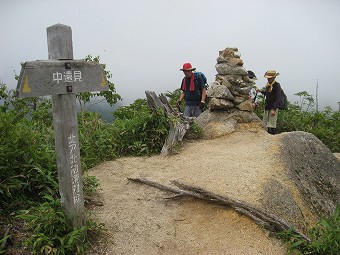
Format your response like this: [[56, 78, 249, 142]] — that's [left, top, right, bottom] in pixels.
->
[[16, 24, 109, 228]]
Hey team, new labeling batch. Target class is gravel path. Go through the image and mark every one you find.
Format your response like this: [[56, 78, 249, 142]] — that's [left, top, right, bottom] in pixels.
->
[[89, 130, 288, 254]]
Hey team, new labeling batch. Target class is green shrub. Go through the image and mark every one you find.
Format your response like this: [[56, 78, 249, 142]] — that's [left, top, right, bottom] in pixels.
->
[[0, 86, 108, 254], [276, 107, 340, 152], [185, 122, 203, 140], [77, 99, 169, 168], [16, 195, 103, 255], [78, 111, 118, 170], [83, 175, 100, 199], [254, 90, 340, 152], [0, 109, 58, 213], [111, 99, 169, 156], [277, 205, 340, 254]]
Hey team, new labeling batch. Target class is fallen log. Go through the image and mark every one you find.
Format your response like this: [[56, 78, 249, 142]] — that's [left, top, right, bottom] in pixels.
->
[[127, 177, 310, 242]]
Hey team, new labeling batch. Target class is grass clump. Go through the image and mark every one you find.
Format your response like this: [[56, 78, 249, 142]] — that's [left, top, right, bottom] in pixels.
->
[[277, 205, 340, 254]]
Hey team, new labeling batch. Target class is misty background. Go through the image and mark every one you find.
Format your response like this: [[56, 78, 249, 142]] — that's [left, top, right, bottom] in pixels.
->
[[1, 0, 340, 115]]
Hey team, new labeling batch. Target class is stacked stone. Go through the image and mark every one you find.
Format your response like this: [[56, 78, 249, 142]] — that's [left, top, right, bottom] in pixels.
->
[[207, 47, 254, 112]]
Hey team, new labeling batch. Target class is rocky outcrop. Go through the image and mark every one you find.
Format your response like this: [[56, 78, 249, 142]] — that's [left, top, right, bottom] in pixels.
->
[[280, 131, 340, 219], [195, 110, 264, 139], [91, 130, 340, 253], [196, 47, 264, 138], [258, 131, 340, 231]]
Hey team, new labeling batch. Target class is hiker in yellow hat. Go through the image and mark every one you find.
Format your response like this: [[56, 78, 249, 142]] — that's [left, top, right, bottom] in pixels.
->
[[256, 70, 282, 134]]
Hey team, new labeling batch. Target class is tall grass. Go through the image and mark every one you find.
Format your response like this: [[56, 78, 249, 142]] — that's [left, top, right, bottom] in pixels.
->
[[277, 205, 340, 254]]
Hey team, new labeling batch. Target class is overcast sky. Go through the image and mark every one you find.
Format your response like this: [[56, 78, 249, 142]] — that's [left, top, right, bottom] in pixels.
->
[[1, 0, 339, 110]]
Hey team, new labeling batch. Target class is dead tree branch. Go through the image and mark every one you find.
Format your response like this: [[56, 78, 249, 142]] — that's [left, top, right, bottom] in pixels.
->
[[128, 177, 310, 242], [145, 91, 194, 156]]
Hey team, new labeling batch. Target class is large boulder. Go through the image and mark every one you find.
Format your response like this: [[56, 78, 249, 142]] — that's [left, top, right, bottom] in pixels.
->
[[280, 132, 340, 219], [195, 109, 265, 139], [258, 131, 340, 231]]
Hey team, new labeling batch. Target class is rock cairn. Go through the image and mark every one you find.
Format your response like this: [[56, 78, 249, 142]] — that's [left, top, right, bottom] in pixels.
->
[[195, 47, 265, 139], [207, 47, 254, 112]]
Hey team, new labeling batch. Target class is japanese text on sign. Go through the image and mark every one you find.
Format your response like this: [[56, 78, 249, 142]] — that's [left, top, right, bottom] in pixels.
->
[[53, 71, 82, 83], [68, 132, 80, 204]]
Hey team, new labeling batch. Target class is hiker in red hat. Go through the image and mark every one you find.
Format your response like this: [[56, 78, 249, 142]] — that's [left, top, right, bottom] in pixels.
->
[[177, 62, 207, 117]]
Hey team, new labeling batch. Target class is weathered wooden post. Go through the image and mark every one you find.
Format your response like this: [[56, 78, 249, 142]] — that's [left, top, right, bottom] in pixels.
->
[[16, 24, 109, 228]]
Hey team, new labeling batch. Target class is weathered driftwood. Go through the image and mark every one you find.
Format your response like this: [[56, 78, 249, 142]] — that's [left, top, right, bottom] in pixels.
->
[[145, 90, 176, 116], [145, 91, 194, 156], [128, 177, 311, 242]]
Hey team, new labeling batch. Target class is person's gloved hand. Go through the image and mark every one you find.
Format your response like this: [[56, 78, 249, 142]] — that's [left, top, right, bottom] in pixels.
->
[[199, 101, 205, 110]]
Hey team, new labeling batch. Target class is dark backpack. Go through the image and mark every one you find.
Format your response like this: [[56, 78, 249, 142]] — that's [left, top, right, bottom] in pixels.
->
[[278, 88, 288, 110], [194, 72, 209, 90]]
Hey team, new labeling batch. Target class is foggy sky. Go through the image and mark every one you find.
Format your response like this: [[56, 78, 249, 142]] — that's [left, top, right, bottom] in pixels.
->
[[1, 0, 340, 110]]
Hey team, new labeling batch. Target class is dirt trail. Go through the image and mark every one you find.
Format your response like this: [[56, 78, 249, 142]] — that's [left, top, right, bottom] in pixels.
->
[[89, 130, 288, 254]]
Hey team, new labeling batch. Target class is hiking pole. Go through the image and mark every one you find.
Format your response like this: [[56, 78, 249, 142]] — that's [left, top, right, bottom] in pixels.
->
[[253, 91, 258, 103]]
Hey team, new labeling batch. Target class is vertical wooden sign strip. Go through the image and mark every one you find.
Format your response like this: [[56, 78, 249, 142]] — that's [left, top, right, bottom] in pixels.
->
[[47, 24, 85, 228]]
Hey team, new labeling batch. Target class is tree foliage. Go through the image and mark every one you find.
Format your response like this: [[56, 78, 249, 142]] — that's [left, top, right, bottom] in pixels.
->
[[76, 55, 122, 111]]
